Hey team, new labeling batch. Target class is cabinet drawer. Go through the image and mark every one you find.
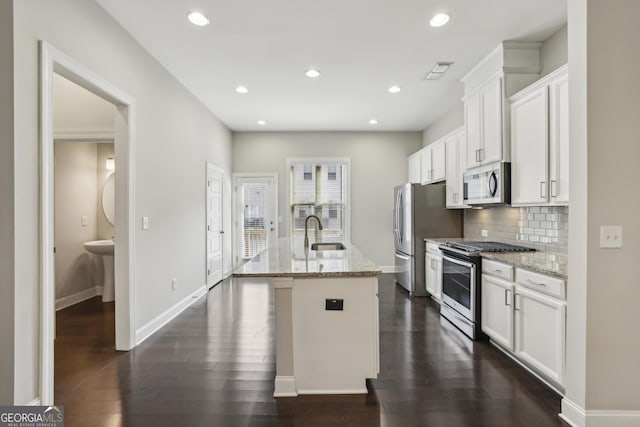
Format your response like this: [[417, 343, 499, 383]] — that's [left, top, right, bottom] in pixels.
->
[[482, 259, 514, 281], [516, 268, 565, 300], [426, 242, 441, 254]]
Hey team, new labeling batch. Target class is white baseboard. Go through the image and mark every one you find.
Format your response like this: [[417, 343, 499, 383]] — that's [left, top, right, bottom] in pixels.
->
[[55, 286, 103, 311], [561, 398, 585, 427], [296, 388, 368, 395], [380, 265, 397, 273], [561, 398, 640, 427], [24, 397, 41, 406], [273, 376, 297, 397], [135, 285, 207, 345]]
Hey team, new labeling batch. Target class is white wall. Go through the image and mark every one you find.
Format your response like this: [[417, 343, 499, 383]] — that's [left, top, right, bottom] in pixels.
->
[[540, 25, 568, 77], [232, 132, 422, 267], [564, 0, 640, 423], [54, 142, 99, 300], [0, 0, 15, 405], [421, 105, 464, 147], [10, 0, 232, 404]]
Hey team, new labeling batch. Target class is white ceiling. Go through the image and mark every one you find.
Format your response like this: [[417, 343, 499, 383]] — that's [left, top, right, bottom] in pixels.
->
[[95, 0, 567, 132]]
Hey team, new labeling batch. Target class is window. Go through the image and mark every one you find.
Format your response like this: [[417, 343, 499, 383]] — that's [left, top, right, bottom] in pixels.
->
[[289, 158, 349, 247], [241, 183, 268, 259]]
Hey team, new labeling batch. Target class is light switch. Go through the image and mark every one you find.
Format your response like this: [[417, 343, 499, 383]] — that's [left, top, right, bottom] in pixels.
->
[[481, 229, 488, 237], [82, 215, 88, 226], [600, 226, 622, 248], [142, 216, 149, 230]]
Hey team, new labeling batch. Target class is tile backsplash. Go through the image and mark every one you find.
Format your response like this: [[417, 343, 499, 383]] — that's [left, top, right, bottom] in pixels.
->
[[464, 206, 568, 254]]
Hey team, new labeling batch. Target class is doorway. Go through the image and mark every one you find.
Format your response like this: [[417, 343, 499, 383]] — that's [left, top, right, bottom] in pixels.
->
[[206, 163, 224, 288], [233, 174, 278, 267], [39, 41, 136, 405]]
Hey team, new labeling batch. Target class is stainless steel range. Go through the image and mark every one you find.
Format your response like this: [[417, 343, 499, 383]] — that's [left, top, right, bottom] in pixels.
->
[[438, 241, 535, 339]]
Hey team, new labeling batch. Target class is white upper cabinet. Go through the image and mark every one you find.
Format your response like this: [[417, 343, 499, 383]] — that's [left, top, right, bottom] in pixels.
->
[[408, 153, 421, 184], [445, 127, 467, 208], [548, 71, 569, 204], [465, 76, 504, 169], [430, 140, 446, 182], [420, 145, 433, 184], [510, 85, 549, 205], [461, 42, 543, 171], [408, 140, 446, 185], [509, 65, 569, 206]]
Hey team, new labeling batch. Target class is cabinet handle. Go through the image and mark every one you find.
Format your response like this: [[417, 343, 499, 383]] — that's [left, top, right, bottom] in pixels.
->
[[514, 294, 520, 311], [453, 193, 458, 204], [504, 288, 511, 306], [526, 278, 547, 287], [494, 269, 502, 273], [551, 180, 558, 197], [475, 149, 480, 162], [540, 181, 547, 198], [479, 149, 483, 162]]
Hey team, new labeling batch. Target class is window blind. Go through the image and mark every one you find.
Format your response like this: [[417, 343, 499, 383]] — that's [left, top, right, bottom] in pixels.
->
[[241, 183, 268, 259]]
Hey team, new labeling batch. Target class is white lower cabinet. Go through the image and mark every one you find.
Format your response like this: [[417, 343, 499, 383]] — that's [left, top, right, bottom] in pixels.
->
[[481, 274, 514, 350], [425, 242, 443, 301], [481, 263, 566, 388], [513, 286, 566, 386]]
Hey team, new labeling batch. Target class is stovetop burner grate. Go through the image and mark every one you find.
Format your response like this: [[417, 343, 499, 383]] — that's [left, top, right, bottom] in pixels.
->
[[446, 241, 535, 253]]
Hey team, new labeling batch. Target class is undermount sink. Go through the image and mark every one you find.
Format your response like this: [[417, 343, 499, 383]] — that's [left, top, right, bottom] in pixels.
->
[[311, 242, 346, 251], [83, 240, 115, 256]]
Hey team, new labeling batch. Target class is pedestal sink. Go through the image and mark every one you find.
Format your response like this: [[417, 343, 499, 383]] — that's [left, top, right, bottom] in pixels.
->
[[84, 240, 115, 302]]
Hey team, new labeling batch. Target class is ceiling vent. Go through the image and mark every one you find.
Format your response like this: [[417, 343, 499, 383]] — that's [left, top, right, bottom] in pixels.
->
[[425, 62, 453, 80]]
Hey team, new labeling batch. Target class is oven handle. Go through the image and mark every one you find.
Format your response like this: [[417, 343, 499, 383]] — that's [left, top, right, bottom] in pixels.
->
[[441, 251, 476, 266]]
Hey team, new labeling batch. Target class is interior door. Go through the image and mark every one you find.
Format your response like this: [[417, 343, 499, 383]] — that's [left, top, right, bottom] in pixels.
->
[[234, 175, 277, 265], [206, 164, 223, 288]]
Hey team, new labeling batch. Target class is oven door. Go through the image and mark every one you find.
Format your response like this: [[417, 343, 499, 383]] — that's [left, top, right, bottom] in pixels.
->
[[441, 254, 476, 322]]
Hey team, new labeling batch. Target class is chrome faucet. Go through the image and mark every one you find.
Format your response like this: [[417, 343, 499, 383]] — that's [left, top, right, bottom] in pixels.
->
[[304, 215, 323, 250]]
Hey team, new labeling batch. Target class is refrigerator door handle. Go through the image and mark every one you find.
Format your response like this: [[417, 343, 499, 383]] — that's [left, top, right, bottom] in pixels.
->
[[395, 251, 410, 261]]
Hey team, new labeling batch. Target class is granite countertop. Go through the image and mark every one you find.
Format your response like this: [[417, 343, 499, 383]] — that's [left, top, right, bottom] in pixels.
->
[[424, 237, 568, 280], [233, 238, 381, 278]]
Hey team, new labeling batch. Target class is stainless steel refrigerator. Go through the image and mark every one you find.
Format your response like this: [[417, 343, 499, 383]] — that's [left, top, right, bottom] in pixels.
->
[[393, 183, 463, 296]]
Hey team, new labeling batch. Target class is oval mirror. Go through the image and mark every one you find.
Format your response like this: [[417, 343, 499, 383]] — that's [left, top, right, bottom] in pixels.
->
[[102, 173, 115, 225]]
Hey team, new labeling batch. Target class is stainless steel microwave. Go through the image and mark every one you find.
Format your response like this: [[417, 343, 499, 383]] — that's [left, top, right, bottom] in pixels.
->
[[463, 162, 511, 206]]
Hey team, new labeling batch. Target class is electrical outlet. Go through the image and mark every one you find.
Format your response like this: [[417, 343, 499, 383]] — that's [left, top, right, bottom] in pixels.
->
[[481, 229, 488, 237], [81, 215, 88, 226], [600, 226, 622, 248], [142, 216, 149, 230], [171, 278, 177, 291]]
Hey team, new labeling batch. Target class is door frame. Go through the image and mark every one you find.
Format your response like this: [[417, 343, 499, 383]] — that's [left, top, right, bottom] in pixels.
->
[[206, 163, 224, 287], [39, 41, 136, 404], [232, 173, 279, 268]]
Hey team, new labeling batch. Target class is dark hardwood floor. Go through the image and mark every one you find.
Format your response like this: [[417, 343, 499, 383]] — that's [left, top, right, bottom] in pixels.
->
[[55, 274, 566, 426]]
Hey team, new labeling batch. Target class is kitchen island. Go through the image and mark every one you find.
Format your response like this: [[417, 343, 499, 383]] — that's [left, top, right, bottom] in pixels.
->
[[234, 238, 381, 397]]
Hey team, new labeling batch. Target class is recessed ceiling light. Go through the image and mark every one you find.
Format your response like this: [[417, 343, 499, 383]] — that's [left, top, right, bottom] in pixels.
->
[[429, 13, 450, 27], [187, 11, 210, 26], [305, 69, 321, 78], [257, 120, 266, 126], [369, 119, 379, 125], [235, 86, 248, 94], [388, 85, 401, 94]]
